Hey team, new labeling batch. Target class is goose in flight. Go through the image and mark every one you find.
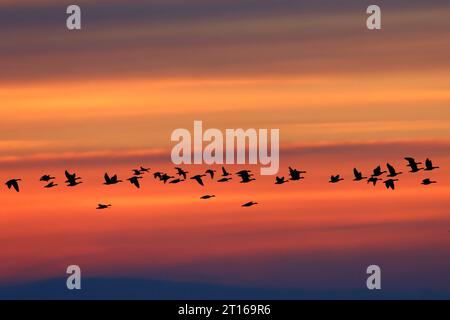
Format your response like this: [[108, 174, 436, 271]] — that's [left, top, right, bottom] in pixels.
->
[[96, 204, 111, 210], [160, 173, 174, 184], [424, 158, 439, 171], [103, 173, 122, 185], [371, 165, 386, 177], [221, 166, 232, 177], [275, 176, 288, 184], [191, 174, 206, 186], [44, 181, 58, 188], [242, 201, 258, 207], [353, 168, 367, 181], [404, 157, 422, 173], [5, 179, 21, 192], [386, 163, 402, 177], [140, 166, 150, 173], [132, 169, 142, 176], [238, 171, 256, 183], [40, 175, 55, 182], [367, 176, 382, 186], [200, 195, 215, 199], [421, 178, 437, 185], [329, 175, 343, 183], [383, 178, 398, 190], [237, 170, 255, 183], [127, 176, 142, 188], [169, 178, 184, 184], [288, 167, 306, 181], [175, 167, 188, 179], [65, 170, 81, 183], [205, 169, 216, 179], [65, 170, 82, 187], [217, 177, 232, 182], [153, 172, 162, 180]]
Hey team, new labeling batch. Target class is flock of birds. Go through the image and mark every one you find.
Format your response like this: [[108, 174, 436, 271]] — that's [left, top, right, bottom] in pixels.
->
[[329, 157, 439, 188], [3, 157, 439, 209]]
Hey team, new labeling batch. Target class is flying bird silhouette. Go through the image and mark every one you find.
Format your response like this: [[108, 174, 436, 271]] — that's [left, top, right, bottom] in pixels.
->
[[175, 167, 188, 179], [404, 157, 422, 173], [65, 170, 81, 182], [153, 172, 163, 179], [383, 178, 398, 190], [44, 181, 58, 188], [367, 176, 382, 186], [103, 173, 122, 185], [353, 168, 367, 181], [242, 201, 258, 207], [132, 169, 142, 176], [329, 175, 343, 183], [424, 158, 439, 171], [421, 178, 437, 185], [191, 174, 206, 186], [40, 175, 55, 182], [65, 170, 82, 187], [237, 170, 255, 183], [169, 178, 185, 184], [205, 169, 216, 179], [371, 166, 386, 177], [200, 195, 215, 199], [6, 179, 21, 192], [96, 204, 111, 210], [140, 166, 150, 173], [127, 176, 142, 188], [160, 173, 174, 184], [288, 167, 306, 181], [386, 163, 402, 177], [275, 176, 288, 184]]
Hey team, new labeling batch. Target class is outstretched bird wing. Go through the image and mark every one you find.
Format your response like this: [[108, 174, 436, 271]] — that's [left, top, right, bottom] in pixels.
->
[[386, 163, 395, 175], [373, 166, 381, 175], [104, 173, 111, 183], [193, 176, 204, 186], [65, 170, 74, 180], [12, 181, 19, 192], [404, 157, 417, 166], [222, 167, 229, 176], [206, 169, 214, 179]]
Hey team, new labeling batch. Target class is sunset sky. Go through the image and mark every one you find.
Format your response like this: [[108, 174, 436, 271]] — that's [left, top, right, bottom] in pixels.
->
[[0, 0, 449, 298]]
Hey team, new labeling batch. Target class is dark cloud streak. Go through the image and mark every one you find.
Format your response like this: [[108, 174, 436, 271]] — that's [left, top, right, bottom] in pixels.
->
[[1, 0, 449, 82]]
